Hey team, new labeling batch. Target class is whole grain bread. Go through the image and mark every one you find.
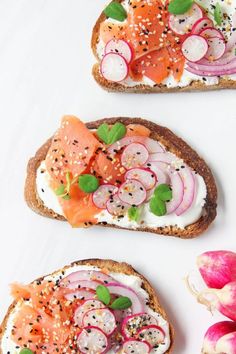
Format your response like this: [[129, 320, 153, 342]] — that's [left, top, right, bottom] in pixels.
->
[[91, 0, 236, 93], [0, 258, 174, 354], [24, 117, 217, 238]]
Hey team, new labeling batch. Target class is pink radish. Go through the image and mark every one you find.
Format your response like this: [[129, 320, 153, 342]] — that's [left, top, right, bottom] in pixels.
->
[[107, 283, 144, 314], [83, 308, 117, 335], [77, 326, 108, 354], [105, 39, 133, 63], [125, 168, 156, 190], [197, 54, 236, 66], [144, 161, 170, 184], [175, 166, 195, 216], [200, 27, 224, 40], [121, 143, 149, 169], [108, 136, 164, 155], [67, 279, 101, 290], [118, 179, 147, 206], [186, 64, 236, 76], [65, 289, 95, 301], [168, 4, 203, 35], [100, 53, 128, 82], [74, 300, 105, 327], [202, 321, 236, 353], [61, 270, 115, 286], [106, 194, 129, 216], [137, 325, 165, 346], [121, 339, 151, 353], [205, 37, 226, 61], [191, 17, 214, 34], [226, 13, 236, 52], [148, 152, 176, 164], [122, 313, 158, 339], [166, 170, 184, 214], [92, 184, 118, 209], [215, 331, 236, 354], [182, 35, 208, 62]]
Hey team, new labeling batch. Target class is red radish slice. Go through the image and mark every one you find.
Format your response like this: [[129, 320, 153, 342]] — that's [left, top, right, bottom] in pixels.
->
[[77, 326, 108, 354], [106, 194, 129, 216], [107, 283, 144, 314], [144, 161, 169, 184], [118, 179, 147, 206], [121, 339, 151, 353], [186, 64, 236, 76], [114, 308, 132, 327], [191, 17, 214, 34], [200, 27, 224, 40], [74, 300, 105, 327], [198, 54, 236, 66], [122, 313, 158, 339], [105, 39, 133, 63], [83, 308, 116, 335], [65, 289, 95, 301], [67, 279, 101, 290], [226, 13, 236, 51], [175, 167, 195, 216], [108, 136, 164, 155], [125, 168, 156, 190], [137, 325, 165, 346], [100, 53, 128, 82], [121, 143, 149, 169], [93, 184, 118, 209], [148, 152, 176, 164], [166, 170, 184, 214], [61, 270, 115, 286], [205, 37, 226, 61], [182, 35, 208, 62], [169, 4, 203, 35]]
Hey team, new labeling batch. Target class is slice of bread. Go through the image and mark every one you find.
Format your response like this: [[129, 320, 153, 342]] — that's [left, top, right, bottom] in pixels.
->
[[91, 0, 236, 93], [0, 258, 174, 354], [24, 117, 217, 238]]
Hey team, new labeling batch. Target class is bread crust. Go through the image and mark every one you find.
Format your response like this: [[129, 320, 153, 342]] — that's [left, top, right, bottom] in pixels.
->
[[24, 117, 217, 238], [91, 1, 236, 93], [0, 259, 174, 353]]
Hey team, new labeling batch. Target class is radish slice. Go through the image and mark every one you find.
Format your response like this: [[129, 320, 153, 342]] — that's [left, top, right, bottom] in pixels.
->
[[121, 143, 149, 169], [93, 184, 118, 209], [100, 53, 128, 82], [108, 136, 164, 155], [148, 152, 176, 164], [200, 27, 224, 40], [65, 289, 95, 301], [121, 339, 151, 353], [166, 170, 184, 214], [114, 308, 132, 327], [77, 326, 108, 354], [205, 37, 226, 61], [122, 313, 158, 339], [226, 13, 236, 51], [74, 300, 105, 327], [61, 270, 115, 286], [107, 283, 144, 314], [182, 35, 208, 62], [175, 167, 195, 216], [169, 4, 203, 35], [118, 179, 147, 206], [83, 308, 116, 335], [67, 279, 101, 290], [106, 193, 129, 216], [144, 161, 170, 185], [125, 168, 156, 190], [105, 39, 133, 63], [198, 54, 236, 66], [191, 17, 214, 34], [137, 325, 165, 346]]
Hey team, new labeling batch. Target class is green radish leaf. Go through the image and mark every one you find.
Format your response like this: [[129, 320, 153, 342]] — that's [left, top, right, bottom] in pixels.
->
[[154, 184, 173, 201], [150, 196, 167, 216], [214, 3, 222, 26], [168, 0, 194, 14], [104, 1, 127, 21], [97, 123, 110, 144], [78, 174, 99, 193], [128, 206, 141, 222], [55, 184, 65, 196], [108, 122, 127, 144], [96, 285, 111, 305], [110, 296, 132, 310]]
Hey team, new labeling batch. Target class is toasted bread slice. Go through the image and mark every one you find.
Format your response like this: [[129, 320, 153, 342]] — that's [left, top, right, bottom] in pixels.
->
[[91, 0, 236, 93], [24, 117, 217, 238], [0, 258, 174, 353]]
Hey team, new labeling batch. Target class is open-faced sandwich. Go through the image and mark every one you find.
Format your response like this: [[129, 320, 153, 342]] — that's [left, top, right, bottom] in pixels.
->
[[25, 115, 217, 238], [92, 0, 236, 92], [0, 259, 174, 354]]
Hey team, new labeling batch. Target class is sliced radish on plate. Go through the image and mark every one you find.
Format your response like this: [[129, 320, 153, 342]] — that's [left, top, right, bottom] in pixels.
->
[[144, 161, 169, 185], [105, 39, 133, 63], [169, 4, 203, 35], [118, 179, 147, 206], [175, 166, 195, 216], [199, 27, 224, 40], [65, 289, 95, 301], [107, 283, 144, 314], [67, 279, 101, 290], [121, 339, 151, 353], [125, 168, 156, 190], [205, 37, 226, 61], [101, 53, 128, 82], [61, 270, 115, 286], [74, 300, 105, 327], [226, 13, 236, 51], [137, 325, 165, 346], [93, 184, 118, 209], [182, 35, 208, 62], [191, 17, 214, 34], [166, 170, 184, 214], [122, 313, 158, 338], [121, 143, 149, 169], [83, 308, 117, 335], [77, 326, 108, 354], [108, 136, 164, 155], [148, 152, 176, 164], [106, 194, 129, 216]]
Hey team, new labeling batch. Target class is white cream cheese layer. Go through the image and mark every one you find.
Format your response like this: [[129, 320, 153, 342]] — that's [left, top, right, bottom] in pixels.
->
[[1, 265, 170, 354], [96, 0, 236, 88]]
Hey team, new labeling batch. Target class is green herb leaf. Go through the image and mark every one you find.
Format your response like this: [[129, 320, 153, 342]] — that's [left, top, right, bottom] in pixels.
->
[[97, 123, 110, 144], [108, 122, 127, 144], [78, 174, 99, 193], [154, 184, 173, 202], [214, 3, 222, 26], [128, 206, 141, 222], [104, 1, 127, 21], [96, 285, 111, 305], [55, 184, 65, 196], [150, 196, 167, 216], [62, 194, 71, 200], [20, 349, 34, 354], [168, 0, 194, 15], [110, 296, 132, 310]]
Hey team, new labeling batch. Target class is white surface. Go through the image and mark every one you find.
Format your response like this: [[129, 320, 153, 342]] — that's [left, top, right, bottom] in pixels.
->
[[0, 1, 235, 353]]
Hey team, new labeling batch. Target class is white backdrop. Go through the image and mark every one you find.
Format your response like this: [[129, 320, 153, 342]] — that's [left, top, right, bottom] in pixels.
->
[[0, 1, 235, 353]]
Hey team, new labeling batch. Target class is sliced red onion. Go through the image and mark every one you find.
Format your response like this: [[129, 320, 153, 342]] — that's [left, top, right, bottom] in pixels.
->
[[166, 170, 184, 214], [108, 136, 164, 155], [83, 308, 117, 335], [66, 280, 101, 290], [205, 37, 226, 61], [107, 283, 144, 314], [191, 17, 214, 34], [105, 39, 133, 63], [121, 143, 149, 169], [100, 53, 128, 82], [74, 300, 105, 327], [106, 193, 129, 216], [137, 325, 166, 346], [121, 339, 151, 353], [169, 4, 203, 35], [200, 27, 224, 40], [125, 168, 157, 190], [93, 184, 118, 209], [77, 327, 108, 354], [175, 166, 195, 216], [61, 270, 115, 286], [118, 179, 147, 206], [197, 53, 236, 66], [122, 313, 158, 339], [186, 64, 236, 76], [182, 35, 208, 62], [65, 289, 95, 301]]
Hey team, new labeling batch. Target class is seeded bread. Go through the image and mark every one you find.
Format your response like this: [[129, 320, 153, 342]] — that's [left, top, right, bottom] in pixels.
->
[[0, 258, 174, 354], [91, 0, 236, 93], [24, 117, 217, 238]]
